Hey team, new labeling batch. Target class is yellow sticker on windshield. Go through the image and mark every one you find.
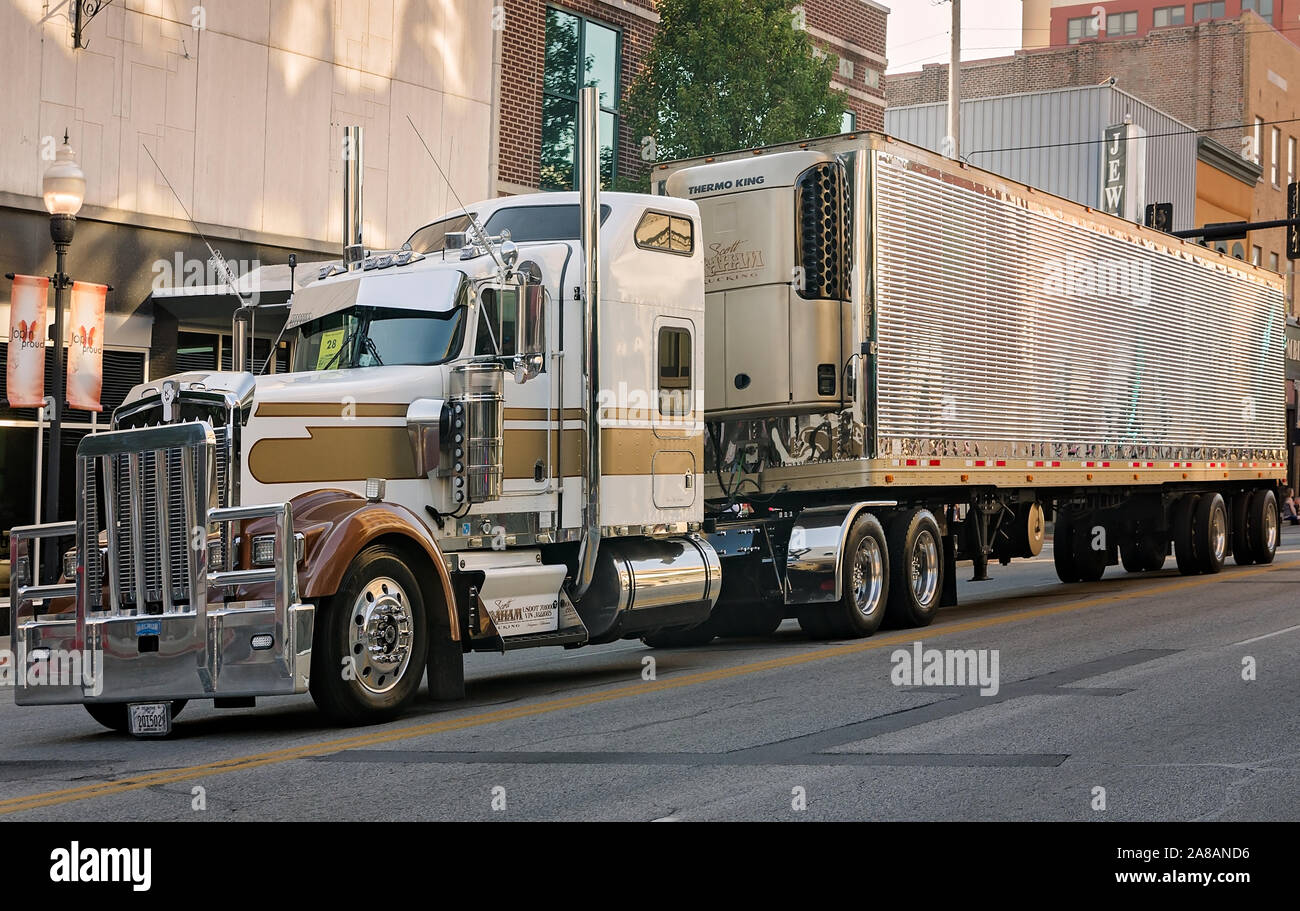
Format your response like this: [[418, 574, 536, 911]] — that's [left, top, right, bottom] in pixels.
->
[[316, 327, 346, 369]]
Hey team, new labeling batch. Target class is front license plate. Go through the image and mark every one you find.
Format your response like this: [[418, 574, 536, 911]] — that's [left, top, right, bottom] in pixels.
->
[[127, 702, 172, 737]]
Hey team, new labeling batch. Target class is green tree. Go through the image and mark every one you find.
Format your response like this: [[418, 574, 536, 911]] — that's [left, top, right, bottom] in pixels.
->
[[625, 0, 848, 169]]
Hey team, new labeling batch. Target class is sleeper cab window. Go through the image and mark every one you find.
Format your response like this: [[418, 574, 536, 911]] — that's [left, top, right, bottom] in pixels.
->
[[658, 326, 692, 416], [635, 210, 694, 255]]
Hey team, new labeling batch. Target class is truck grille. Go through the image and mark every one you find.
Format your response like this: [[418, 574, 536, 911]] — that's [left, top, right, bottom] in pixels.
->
[[79, 422, 226, 615]]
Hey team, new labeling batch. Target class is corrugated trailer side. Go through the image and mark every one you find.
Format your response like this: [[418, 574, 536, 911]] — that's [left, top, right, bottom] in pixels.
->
[[870, 140, 1287, 488]]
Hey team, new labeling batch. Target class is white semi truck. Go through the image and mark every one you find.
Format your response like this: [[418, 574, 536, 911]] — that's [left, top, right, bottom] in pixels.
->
[[9, 90, 1285, 734]]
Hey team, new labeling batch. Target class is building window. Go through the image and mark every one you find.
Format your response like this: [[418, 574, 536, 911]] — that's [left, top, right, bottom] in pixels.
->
[[657, 326, 692, 417], [1067, 16, 1099, 43], [1270, 251, 1280, 273], [1273, 127, 1282, 186], [1289, 136, 1296, 186], [1192, 2, 1225, 20], [635, 210, 694, 255], [1153, 5, 1186, 27], [1243, 0, 1274, 25], [1254, 116, 1264, 164], [841, 110, 857, 132], [1252, 245, 1263, 266], [541, 8, 621, 191], [1107, 11, 1139, 36]]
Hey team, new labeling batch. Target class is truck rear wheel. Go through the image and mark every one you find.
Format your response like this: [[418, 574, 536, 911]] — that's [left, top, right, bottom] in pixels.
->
[[1173, 494, 1202, 575], [310, 546, 429, 725], [1193, 493, 1228, 575], [800, 512, 890, 639], [883, 509, 942, 628], [1245, 488, 1279, 565], [1231, 494, 1256, 566], [84, 700, 187, 733]]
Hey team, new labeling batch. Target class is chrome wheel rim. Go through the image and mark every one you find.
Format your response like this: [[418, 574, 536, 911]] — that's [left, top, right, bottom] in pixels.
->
[[851, 535, 885, 618], [1264, 503, 1278, 553], [911, 530, 940, 605], [1210, 506, 1227, 562], [348, 577, 414, 696]]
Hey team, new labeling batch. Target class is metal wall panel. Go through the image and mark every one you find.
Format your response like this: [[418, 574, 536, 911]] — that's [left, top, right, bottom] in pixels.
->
[[871, 151, 1285, 460], [885, 86, 1196, 232]]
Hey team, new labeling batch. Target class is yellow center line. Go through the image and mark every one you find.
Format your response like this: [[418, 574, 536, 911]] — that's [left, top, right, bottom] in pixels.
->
[[0, 559, 1291, 816]]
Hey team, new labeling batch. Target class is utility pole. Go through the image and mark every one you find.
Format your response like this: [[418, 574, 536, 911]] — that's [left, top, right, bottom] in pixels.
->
[[947, 0, 961, 159]]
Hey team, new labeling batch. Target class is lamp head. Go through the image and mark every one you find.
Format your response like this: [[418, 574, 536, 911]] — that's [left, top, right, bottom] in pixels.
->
[[42, 131, 85, 218]]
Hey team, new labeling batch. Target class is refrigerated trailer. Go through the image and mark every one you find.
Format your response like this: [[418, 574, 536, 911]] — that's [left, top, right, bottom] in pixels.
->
[[644, 130, 1286, 642], [7, 98, 1285, 734]]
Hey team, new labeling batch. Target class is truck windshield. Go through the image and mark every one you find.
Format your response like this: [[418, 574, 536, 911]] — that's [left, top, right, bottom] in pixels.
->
[[291, 305, 465, 371]]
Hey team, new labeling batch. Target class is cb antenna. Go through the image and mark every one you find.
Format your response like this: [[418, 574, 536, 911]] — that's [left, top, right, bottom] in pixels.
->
[[405, 114, 505, 272]]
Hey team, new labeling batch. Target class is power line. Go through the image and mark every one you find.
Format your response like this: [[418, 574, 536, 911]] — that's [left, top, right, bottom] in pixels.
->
[[965, 116, 1300, 157]]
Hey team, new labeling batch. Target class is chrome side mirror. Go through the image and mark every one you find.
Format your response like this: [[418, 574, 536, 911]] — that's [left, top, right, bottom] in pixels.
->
[[513, 353, 544, 384]]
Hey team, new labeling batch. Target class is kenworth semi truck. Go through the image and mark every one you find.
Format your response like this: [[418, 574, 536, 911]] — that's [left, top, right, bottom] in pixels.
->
[[8, 91, 1285, 734]]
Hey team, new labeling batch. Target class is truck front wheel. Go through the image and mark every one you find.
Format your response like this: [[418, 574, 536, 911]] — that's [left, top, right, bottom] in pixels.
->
[[310, 546, 429, 724]]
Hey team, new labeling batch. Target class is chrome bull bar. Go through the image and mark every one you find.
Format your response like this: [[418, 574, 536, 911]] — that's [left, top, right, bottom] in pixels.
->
[[8, 422, 314, 705]]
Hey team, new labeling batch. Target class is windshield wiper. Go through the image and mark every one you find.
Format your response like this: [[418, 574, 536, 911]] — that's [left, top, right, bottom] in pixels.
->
[[321, 324, 361, 370], [362, 335, 384, 366]]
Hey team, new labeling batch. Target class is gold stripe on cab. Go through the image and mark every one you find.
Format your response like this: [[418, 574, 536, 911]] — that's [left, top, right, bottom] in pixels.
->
[[255, 402, 409, 418], [247, 427, 701, 484]]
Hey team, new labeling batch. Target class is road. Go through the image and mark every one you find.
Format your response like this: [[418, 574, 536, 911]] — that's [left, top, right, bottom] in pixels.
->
[[1, 525, 1298, 821]]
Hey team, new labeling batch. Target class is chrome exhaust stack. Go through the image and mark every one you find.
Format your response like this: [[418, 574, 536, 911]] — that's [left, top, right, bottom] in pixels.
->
[[573, 86, 601, 599], [342, 125, 365, 269]]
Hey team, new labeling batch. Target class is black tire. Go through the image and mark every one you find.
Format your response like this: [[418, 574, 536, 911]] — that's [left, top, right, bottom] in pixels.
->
[[1245, 488, 1280, 565], [642, 618, 719, 648], [800, 513, 891, 640], [1193, 493, 1228, 575], [883, 508, 943, 628], [1120, 531, 1166, 573], [310, 546, 430, 725], [1173, 494, 1201, 576], [1071, 514, 1108, 582], [1231, 493, 1256, 566], [84, 700, 187, 733], [1053, 508, 1081, 583], [716, 605, 785, 638]]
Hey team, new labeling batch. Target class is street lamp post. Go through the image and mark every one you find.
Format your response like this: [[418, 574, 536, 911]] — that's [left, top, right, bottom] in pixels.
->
[[40, 132, 85, 578]]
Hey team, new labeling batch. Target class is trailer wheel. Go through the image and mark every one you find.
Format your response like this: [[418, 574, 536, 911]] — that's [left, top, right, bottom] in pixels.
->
[[1070, 515, 1107, 582], [883, 509, 942, 628], [1193, 493, 1228, 575], [1053, 508, 1081, 583], [1172, 494, 1202, 576], [1244, 488, 1280, 565], [1120, 532, 1166, 573], [84, 700, 187, 733], [1231, 494, 1256, 566], [309, 545, 429, 724], [801, 512, 890, 639]]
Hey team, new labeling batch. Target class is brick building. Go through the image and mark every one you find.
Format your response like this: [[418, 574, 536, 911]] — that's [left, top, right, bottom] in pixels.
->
[[887, 12, 1298, 317], [1022, 0, 1295, 50], [494, 0, 890, 195]]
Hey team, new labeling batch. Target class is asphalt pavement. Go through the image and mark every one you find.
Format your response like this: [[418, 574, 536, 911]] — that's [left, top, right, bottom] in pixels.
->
[[1, 525, 1298, 821]]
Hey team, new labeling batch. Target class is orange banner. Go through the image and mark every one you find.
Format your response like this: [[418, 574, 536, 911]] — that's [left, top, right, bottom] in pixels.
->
[[67, 281, 107, 412], [6, 274, 49, 408]]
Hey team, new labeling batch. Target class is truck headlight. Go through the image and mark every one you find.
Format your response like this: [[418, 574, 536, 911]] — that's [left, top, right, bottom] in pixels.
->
[[251, 535, 276, 567]]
